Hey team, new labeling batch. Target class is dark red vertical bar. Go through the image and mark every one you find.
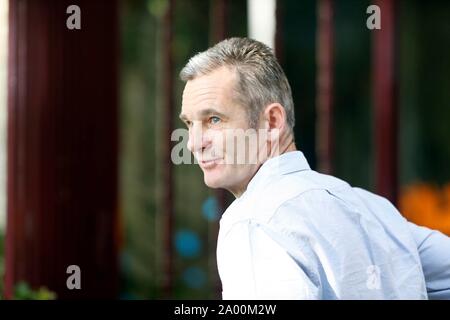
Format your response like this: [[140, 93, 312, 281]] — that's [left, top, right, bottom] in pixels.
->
[[6, 0, 119, 299], [316, 0, 335, 174], [162, 0, 175, 299], [275, 0, 284, 63], [373, 0, 398, 203], [210, 0, 228, 44], [210, 0, 229, 299]]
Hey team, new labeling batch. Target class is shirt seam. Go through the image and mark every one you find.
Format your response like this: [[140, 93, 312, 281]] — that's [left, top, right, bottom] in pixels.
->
[[266, 185, 347, 224]]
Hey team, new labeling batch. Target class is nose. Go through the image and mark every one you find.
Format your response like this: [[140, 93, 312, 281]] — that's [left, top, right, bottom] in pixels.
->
[[187, 121, 210, 154]]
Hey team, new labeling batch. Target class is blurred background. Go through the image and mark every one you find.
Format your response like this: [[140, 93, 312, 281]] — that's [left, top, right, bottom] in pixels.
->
[[0, 0, 449, 299]]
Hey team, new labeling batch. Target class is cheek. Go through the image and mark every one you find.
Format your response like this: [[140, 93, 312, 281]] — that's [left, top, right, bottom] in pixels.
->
[[210, 131, 224, 146], [210, 131, 226, 157]]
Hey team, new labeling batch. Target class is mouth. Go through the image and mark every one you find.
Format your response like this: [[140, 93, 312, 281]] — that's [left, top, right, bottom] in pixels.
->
[[199, 158, 222, 169]]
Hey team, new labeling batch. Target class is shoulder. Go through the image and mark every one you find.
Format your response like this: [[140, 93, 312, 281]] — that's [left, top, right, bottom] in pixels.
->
[[249, 169, 351, 224]]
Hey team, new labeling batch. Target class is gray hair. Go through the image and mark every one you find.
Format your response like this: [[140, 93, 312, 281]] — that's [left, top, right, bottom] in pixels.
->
[[179, 37, 295, 132]]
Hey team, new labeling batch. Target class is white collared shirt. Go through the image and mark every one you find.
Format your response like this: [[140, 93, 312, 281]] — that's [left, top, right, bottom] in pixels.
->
[[217, 151, 450, 299]]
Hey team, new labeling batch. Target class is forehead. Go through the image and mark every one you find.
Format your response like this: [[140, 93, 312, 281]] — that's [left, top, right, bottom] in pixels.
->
[[181, 66, 237, 115]]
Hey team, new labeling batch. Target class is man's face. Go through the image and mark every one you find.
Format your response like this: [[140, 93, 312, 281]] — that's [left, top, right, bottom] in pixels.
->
[[180, 66, 266, 195]]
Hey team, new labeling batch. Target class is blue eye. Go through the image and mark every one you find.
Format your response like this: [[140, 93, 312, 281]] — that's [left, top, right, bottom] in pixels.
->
[[209, 116, 221, 124]]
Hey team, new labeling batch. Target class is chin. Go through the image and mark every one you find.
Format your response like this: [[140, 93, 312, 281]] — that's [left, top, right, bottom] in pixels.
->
[[204, 177, 221, 189], [203, 173, 226, 189]]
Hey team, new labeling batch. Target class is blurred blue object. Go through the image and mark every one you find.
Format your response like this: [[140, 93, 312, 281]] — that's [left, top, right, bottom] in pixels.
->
[[175, 229, 201, 258], [202, 196, 219, 221], [119, 292, 140, 300], [182, 266, 206, 289]]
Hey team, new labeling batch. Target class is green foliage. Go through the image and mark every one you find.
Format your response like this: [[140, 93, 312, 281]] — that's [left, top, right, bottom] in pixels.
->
[[0, 232, 56, 300], [12, 282, 57, 300]]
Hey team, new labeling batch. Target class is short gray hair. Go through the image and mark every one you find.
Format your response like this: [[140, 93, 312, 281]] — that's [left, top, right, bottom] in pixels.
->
[[179, 37, 295, 132]]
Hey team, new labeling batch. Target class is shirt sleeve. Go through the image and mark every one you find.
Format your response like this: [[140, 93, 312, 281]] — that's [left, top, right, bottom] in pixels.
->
[[408, 221, 450, 299], [220, 220, 320, 300]]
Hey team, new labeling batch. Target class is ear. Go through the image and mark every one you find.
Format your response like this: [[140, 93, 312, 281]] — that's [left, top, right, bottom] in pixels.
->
[[263, 102, 286, 132]]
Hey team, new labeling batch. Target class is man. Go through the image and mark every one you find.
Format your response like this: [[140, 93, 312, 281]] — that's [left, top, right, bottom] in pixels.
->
[[178, 37, 450, 299]]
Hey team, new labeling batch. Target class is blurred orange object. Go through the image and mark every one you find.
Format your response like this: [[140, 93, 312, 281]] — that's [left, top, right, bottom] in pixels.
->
[[399, 183, 450, 236]]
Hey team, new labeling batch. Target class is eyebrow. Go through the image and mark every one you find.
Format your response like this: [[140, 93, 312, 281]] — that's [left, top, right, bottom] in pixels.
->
[[179, 108, 228, 122]]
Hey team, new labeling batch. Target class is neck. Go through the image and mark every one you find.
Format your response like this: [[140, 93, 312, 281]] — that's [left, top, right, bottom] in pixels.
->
[[228, 134, 297, 198], [269, 130, 297, 158], [281, 138, 297, 154]]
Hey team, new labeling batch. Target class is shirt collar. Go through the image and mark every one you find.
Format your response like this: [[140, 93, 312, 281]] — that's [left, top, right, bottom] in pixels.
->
[[243, 150, 311, 197]]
